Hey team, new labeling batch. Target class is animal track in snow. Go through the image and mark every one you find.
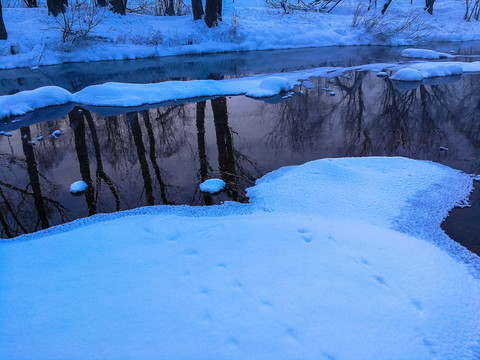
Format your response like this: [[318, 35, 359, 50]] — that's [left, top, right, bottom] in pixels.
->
[[297, 228, 313, 243]]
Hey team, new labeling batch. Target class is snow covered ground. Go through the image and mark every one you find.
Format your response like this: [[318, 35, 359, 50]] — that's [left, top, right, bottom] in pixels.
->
[[1, 0, 480, 69], [1, 157, 479, 359]]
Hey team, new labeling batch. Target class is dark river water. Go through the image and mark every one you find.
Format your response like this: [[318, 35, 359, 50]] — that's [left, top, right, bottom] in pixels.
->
[[1, 48, 479, 254]]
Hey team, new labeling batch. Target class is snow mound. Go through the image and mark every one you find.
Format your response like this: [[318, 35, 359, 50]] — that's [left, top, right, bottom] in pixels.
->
[[411, 62, 463, 78], [200, 179, 226, 194], [245, 76, 292, 98], [390, 68, 424, 82], [0, 86, 73, 119], [461, 61, 480, 72], [401, 48, 454, 60], [1, 157, 479, 359], [391, 62, 465, 81], [69, 181, 88, 194], [0, 157, 479, 359]]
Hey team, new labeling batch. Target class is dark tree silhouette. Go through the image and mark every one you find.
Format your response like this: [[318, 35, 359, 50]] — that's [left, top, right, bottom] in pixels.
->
[[110, 0, 127, 15], [191, 0, 204, 20], [141, 110, 171, 205], [83, 109, 121, 211], [425, 0, 436, 14], [69, 108, 97, 216], [166, 0, 175, 15], [47, 0, 67, 16], [128, 112, 155, 206], [0, 1, 7, 40], [195, 101, 213, 205], [211, 97, 238, 201], [20, 127, 50, 230], [205, 0, 222, 28], [23, 0, 37, 7]]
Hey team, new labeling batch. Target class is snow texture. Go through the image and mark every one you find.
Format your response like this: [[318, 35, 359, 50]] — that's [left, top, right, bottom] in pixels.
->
[[2, 0, 480, 69], [1, 157, 479, 360], [200, 179, 226, 194], [401, 48, 454, 59], [69, 181, 88, 194], [0, 86, 73, 119]]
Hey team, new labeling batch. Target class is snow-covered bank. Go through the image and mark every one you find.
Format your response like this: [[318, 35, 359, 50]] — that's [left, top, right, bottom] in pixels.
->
[[1, 60, 480, 120], [1, 0, 480, 69], [1, 157, 479, 359]]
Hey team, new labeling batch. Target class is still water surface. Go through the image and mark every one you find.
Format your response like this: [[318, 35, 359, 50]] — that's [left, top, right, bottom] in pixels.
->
[[1, 69, 479, 253]]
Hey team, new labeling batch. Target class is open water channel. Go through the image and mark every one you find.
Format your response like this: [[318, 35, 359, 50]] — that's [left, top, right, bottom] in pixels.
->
[[1, 44, 479, 254]]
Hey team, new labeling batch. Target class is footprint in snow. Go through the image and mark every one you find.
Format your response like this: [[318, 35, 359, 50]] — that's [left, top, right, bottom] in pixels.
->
[[297, 228, 313, 243]]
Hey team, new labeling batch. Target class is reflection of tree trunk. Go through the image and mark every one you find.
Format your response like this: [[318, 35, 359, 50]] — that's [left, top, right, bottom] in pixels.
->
[[128, 112, 154, 206], [211, 97, 237, 201], [0, 185, 28, 236], [20, 127, 49, 229], [141, 110, 170, 205], [69, 108, 97, 216], [0, 194, 12, 237], [83, 109, 120, 211], [196, 101, 212, 205]]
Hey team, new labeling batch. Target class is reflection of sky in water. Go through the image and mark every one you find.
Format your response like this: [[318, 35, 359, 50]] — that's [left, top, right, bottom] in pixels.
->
[[0, 72, 479, 253]]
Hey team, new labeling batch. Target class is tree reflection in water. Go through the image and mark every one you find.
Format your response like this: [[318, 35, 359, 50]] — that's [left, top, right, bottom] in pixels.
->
[[0, 72, 479, 240]]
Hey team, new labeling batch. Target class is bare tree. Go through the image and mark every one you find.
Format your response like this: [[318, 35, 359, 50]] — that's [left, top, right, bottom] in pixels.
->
[[110, 0, 127, 15], [205, 0, 222, 28], [23, 0, 37, 7], [0, 1, 7, 40], [47, 0, 68, 16], [191, 0, 204, 20], [425, 0, 435, 14]]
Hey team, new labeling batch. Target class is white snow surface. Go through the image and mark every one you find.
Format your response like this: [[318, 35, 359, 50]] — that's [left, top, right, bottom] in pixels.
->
[[1, 157, 479, 360], [390, 61, 473, 81], [0, 86, 73, 118], [401, 48, 454, 59], [2, 0, 480, 69], [69, 180, 88, 194], [200, 178, 226, 194], [390, 68, 424, 81]]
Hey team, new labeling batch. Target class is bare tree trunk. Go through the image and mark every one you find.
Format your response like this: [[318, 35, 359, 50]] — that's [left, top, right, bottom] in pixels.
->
[[205, 0, 222, 28], [0, 1, 6, 40], [425, 0, 435, 14], [381, 0, 393, 15], [166, 0, 175, 15], [110, 0, 127, 15], [47, 0, 67, 16], [191, 0, 204, 20], [23, 0, 37, 7]]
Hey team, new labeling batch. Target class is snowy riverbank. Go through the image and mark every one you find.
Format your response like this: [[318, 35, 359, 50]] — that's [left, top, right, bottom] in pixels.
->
[[1, 157, 479, 359], [1, 59, 480, 120], [1, 0, 480, 69]]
